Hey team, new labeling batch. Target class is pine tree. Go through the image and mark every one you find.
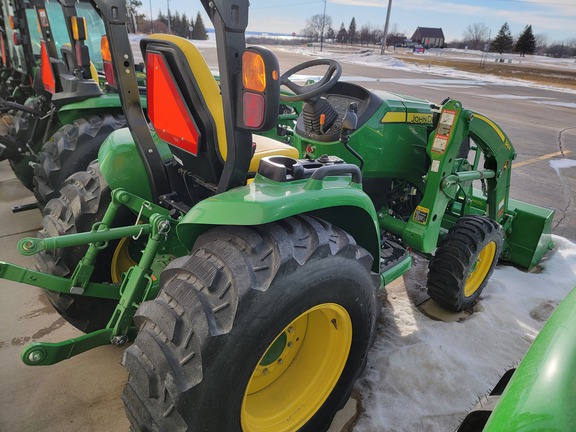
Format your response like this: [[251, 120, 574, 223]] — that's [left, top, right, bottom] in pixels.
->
[[326, 26, 335, 41], [490, 22, 514, 54], [157, 10, 167, 25], [515, 25, 536, 57], [173, 11, 182, 36], [348, 17, 357, 44], [337, 22, 347, 43], [192, 12, 208, 40], [181, 13, 190, 38]]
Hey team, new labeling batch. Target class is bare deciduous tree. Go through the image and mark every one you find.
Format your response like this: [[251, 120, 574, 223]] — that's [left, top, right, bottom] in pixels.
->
[[463, 22, 490, 50], [302, 14, 333, 41]]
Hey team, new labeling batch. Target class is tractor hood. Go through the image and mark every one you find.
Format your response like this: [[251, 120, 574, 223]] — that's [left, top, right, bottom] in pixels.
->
[[373, 89, 434, 124]]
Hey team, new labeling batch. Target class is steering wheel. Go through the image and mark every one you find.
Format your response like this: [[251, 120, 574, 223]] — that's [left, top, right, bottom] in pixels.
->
[[280, 59, 342, 102]]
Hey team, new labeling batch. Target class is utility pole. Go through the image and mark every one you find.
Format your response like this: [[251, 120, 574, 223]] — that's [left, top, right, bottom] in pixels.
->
[[167, 0, 171, 34], [380, 0, 392, 55], [149, 0, 153, 33], [320, 0, 327, 52]]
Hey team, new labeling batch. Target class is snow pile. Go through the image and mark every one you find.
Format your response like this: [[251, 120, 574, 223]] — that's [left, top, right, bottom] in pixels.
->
[[355, 235, 576, 432]]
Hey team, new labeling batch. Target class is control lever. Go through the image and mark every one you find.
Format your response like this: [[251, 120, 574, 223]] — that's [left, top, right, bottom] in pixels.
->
[[340, 103, 364, 170]]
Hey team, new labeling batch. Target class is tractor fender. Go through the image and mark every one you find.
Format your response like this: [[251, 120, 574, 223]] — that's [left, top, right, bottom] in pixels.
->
[[98, 127, 172, 201], [57, 93, 147, 124], [177, 175, 382, 272], [482, 285, 576, 431]]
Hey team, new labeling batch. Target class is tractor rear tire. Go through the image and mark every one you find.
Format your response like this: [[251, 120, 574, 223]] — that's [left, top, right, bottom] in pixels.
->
[[36, 161, 128, 333], [122, 216, 379, 432], [6, 98, 55, 191], [34, 114, 126, 208], [427, 215, 503, 311]]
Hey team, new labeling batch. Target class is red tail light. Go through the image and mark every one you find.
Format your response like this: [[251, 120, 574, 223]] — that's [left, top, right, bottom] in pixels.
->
[[103, 61, 115, 87], [12, 32, 22, 46], [243, 92, 265, 128], [101, 36, 115, 86], [40, 40, 56, 94], [147, 51, 199, 155], [239, 47, 280, 131]]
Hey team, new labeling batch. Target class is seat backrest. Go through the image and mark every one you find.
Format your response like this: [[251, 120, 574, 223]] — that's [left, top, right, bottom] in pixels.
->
[[141, 34, 229, 187]]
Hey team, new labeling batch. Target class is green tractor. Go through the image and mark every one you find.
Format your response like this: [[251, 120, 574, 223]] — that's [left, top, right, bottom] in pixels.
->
[[0, 0, 38, 104], [0, 0, 555, 430], [0, 0, 130, 204], [458, 284, 576, 431], [2, 0, 298, 209]]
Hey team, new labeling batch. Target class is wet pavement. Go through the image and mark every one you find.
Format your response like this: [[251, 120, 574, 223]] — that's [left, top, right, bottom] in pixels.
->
[[0, 160, 356, 431]]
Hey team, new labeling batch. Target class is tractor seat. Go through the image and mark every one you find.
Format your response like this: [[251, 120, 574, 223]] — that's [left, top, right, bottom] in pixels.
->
[[142, 34, 298, 179]]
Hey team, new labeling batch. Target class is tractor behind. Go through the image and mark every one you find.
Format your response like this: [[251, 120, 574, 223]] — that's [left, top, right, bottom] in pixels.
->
[[0, 0, 556, 430], [0, 0, 128, 204]]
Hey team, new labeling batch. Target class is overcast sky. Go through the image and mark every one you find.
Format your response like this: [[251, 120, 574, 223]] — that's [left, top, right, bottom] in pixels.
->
[[148, 0, 575, 43]]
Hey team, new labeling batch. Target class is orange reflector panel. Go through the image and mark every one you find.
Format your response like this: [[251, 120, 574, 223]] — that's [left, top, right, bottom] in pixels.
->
[[243, 92, 265, 129], [242, 51, 266, 92], [1, 36, 6, 66], [147, 52, 199, 155], [101, 36, 112, 62], [40, 40, 56, 94], [71, 16, 87, 41], [9, 16, 17, 30], [103, 61, 115, 87]]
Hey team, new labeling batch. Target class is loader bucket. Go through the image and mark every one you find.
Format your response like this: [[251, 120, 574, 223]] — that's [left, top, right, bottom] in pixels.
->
[[505, 198, 554, 270]]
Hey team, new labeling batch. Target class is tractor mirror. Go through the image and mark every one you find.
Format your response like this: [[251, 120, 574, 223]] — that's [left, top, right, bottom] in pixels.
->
[[239, 46, 279, 131]]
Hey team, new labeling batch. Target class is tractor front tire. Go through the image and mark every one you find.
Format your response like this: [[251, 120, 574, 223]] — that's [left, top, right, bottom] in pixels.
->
[[34, 114, 126, 207], [122, 216, 379, 432], [36, 161, 127, 332], [427, 215, 503, 311]]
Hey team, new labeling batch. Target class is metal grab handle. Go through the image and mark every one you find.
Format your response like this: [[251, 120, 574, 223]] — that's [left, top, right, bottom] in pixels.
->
[[309, 164, 362, 184]]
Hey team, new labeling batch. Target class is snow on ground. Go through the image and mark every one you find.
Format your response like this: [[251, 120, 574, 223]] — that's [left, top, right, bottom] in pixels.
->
[[353, 235, 576, 432], [127, 34, 576, 431], [283, 46, 576, 96]]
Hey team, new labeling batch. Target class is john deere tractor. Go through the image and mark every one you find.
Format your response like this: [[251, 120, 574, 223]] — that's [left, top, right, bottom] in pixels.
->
[[0, 0, 554, 430], [0, 0, 133, 205]]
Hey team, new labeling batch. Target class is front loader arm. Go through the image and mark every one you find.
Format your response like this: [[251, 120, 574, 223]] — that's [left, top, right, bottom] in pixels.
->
[[380, 99, 516, 253]]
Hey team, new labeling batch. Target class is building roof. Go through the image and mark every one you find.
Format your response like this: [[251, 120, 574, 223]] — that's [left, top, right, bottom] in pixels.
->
[[413, 27, 445, 39]]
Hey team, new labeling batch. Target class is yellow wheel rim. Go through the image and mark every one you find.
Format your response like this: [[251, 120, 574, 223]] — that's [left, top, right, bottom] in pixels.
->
[[110, 237, 138, 283], [464, 241, 497, 297], [241, 303, 352, 432]]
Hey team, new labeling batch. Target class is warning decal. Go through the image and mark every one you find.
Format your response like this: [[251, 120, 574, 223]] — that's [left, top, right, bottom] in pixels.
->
[[432, 109, 457, 154], [498, 197, 505, 218], [38, 9, 49, 27], [432, 137, 448, 153], [437, 110, 456, 136], [413, 206, 430, 224]]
